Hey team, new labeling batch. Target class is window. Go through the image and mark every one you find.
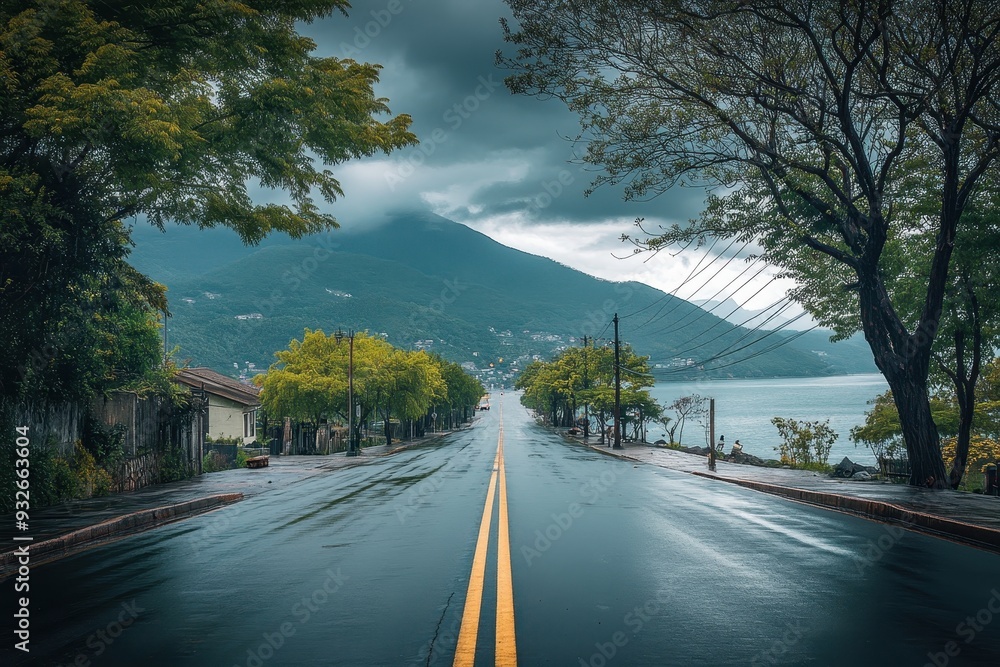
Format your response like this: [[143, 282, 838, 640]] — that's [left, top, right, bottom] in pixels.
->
[[244, 410, 257, 439]]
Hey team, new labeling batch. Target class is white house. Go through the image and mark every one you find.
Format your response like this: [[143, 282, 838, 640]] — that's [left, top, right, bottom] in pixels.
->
[[174, 367, 261, 445]]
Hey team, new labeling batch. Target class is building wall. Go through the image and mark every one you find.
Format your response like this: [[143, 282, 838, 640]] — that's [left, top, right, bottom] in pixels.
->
[[207, 394, 257, 445]]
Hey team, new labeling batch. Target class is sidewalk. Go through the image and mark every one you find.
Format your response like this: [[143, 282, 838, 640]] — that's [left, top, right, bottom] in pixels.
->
[[574, 436, 1000, 553], [0, 428, 456, 577]]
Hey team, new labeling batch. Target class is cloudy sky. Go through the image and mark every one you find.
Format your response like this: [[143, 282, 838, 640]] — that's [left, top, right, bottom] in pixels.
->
[[294, 0, 801, 318]]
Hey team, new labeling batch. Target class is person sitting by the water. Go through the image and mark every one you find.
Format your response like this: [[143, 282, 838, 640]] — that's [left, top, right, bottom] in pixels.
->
[[731, 439, 743, 455], [716, 434, 725, 452]]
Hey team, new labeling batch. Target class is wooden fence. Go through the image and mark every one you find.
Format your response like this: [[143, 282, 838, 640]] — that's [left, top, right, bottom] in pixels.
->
[[14, 391, 205, 493]]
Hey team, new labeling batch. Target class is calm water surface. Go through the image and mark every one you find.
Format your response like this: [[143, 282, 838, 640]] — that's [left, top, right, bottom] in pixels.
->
[[649, 373, 888, 464]]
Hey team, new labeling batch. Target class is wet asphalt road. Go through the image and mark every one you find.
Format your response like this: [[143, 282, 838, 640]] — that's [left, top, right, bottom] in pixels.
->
[[7, 393, 1000, 666]]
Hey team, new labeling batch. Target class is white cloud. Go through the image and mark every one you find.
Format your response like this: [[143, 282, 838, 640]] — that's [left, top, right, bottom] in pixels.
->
[[463, 214, 812, 328]]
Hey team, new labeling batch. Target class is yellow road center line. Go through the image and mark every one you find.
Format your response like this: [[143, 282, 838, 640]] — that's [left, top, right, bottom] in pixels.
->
[[495, 399, 518, 665], [453, 431, 501, 666]]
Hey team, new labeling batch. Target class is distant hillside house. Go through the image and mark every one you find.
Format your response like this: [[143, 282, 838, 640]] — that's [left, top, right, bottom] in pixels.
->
[[175, 368, 261, 444]]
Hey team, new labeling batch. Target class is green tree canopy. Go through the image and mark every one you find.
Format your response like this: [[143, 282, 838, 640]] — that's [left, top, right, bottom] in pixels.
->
[[517, 342, 660, 441], [257, 330, 480, 448], [1, 0, 416, 401]]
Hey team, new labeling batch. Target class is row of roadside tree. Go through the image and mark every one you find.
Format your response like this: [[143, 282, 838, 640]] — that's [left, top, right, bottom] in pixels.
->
[[255, 329, 484, 449]]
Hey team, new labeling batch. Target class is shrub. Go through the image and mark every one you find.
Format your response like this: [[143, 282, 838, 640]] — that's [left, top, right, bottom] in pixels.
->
[[202, 451, 230, 473], [942, 436, 1000, 491], [159, 447, 190, 483], [771, 417, 838, 468], [72, 441, 114, 497]]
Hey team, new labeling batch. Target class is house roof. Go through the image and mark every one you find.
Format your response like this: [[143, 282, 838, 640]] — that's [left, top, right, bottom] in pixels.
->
[[174, 367, 261, 407]]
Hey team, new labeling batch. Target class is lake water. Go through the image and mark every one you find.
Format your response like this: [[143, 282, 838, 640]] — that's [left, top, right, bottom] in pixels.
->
[[648, 373, 888, 465]]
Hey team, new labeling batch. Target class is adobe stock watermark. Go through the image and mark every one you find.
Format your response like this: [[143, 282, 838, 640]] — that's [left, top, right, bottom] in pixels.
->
[[577, 284, 635, 341], [407, 277, 469, 331], [524, 169, 575, 218], [384, 74, 502, 191], [338, 0, 414, 58], [750, 620, 808, 666], [256, 233, 341, 317], [923, 588, 1000, 667], [185, 502, 245, 555], [54, 599, 145, 667], [521, 460, 629, 566], [409, 599, 461, 666], [232, 567, 349, 667], [578, 589, 670, 667], [853, 523, 905, 575]]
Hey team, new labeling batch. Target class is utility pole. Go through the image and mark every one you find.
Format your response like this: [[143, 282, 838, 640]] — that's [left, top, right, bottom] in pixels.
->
[[708, 397, 716, 471], [582, 335, 590, 438], [613, 313, 622, 450]]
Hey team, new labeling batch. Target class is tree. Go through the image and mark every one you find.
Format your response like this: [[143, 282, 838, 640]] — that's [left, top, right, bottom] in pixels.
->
[[379, 350, 450, 445], [501, 1, 1000, 487], [434, 356, 485, 428], [517, 342, 659, 441], [923, 202, 1000, 488], [255, 329, 346, 427], [852, 389, 962, 468], [666, 395, 707, 447], [1, 1, 416, 401], [256, 330, 479, 450]]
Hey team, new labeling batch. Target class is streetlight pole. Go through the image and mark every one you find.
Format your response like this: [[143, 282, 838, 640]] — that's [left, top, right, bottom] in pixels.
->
[[613, 313, 623, 450], [582, 335, 590, 438], [336, 329, 357, 456]]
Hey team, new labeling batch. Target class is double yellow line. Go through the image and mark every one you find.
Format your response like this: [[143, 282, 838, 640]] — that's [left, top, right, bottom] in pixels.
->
[[453, 401, 517, 667]]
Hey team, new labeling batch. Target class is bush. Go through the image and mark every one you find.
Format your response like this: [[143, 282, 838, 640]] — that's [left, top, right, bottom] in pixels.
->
[[771, 417, 838, 468], [202, 451, 230, 473], [73, 441, 114, 497], [159, 447, 190, 483], [942, 436, 1000, 491], [236, 448, 249, 468]]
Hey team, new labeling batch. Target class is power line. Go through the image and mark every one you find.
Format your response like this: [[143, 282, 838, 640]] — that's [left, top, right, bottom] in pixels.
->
[[620, 236, 724, 320], [653, 314, 814, 376], [665, 296, 797, 359], [644, 262, 774, 336], [685, 324, 820, 374], [622, 236, 753, 326]]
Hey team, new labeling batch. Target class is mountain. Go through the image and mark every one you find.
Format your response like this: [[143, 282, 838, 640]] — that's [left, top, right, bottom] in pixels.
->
[[128, 212, 877, 380]]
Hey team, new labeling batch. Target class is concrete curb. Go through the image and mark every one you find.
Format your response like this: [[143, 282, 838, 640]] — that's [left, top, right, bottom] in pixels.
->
[[691, 471, 1000, 553], [0, 492, 243, 578]]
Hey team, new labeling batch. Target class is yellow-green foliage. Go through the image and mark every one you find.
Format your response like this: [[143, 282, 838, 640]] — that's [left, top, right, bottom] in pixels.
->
[[72, 441, 114, 498], [942, 436, 1000, 491]]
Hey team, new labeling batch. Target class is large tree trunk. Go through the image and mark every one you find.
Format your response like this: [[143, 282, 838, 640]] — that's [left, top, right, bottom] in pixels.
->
[[890, 377, 948, 487], [858, 267, 949, 488]]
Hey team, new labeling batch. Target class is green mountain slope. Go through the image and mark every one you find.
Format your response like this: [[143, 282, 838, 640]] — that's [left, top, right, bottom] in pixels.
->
[[130, 212, 875, 379]]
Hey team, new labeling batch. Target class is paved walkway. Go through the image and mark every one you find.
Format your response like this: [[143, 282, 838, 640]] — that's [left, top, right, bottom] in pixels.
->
[[576, 435, 1000, 551]]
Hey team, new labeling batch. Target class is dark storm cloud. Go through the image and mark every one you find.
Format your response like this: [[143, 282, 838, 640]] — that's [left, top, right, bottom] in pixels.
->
[[299, 0, 707, 227]]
